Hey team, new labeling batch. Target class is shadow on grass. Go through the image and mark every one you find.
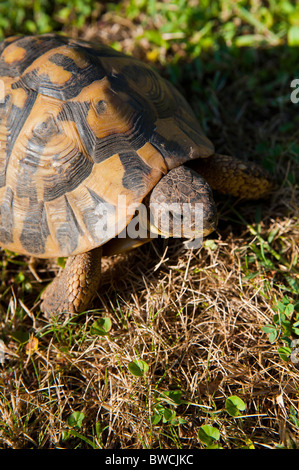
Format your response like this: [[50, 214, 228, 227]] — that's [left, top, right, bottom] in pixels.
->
[[89, 42, 299, 311], [164, 44, 298, 176]]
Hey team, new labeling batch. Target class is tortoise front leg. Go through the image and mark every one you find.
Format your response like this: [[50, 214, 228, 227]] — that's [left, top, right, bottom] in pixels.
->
[[40, 247, 102, 316]]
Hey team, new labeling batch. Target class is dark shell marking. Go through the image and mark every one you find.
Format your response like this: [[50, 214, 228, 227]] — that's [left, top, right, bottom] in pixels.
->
[[0, 34, 214, 257]]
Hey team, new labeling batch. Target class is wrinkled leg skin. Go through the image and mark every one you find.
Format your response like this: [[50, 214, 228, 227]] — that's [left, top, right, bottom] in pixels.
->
[[192, 154, 275, 199], [40, 247, 102, 317]]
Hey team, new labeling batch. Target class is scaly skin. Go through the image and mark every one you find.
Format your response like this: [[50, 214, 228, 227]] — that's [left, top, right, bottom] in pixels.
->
[[190, 154, 275, 199], [41, 247, 102, 316]]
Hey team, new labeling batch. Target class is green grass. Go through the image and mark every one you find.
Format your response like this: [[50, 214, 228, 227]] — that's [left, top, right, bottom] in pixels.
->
[[0, 0, 101, 36], [0, 0, 298, 450]]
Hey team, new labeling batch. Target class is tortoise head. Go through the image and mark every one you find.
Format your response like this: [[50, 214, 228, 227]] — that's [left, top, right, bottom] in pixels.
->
[[146, 165, 217, 242]]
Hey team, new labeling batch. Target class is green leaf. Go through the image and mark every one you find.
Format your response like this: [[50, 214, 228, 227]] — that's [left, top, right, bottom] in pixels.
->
[[63, 428, 97, 448], [285, 303, 294, 317], [273, 312, 284, 324], [289, 406, 299, 428], [243, 438, 255, 449], [151, 403, 185, 425], [292, 321, 299, 335], [204, 239, 218, 250], [288, 26, 299, 46], [198, 425, 220, 446], [15, 271, 25, 284], [158, 390, 186, 406], [162, 408, 175, 423], [67, 411, 85, 429], [11, 329, 30, 344], [281, 322, 292, 337], [144, 30, 167, 48], [128, 359, 149, 377], [90, 317, 112, 336], [24, 19, 37, 33], [278, 347, 292, 362], [57, 257, 66, 269], [262, 324, 278, 343], [225, 396, 246, 417], [150, 409, 163, 425], [61, 430, 70, 441]]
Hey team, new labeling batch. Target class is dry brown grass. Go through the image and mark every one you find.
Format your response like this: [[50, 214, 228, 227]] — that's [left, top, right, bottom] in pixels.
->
[[0, 182, 298, 449]]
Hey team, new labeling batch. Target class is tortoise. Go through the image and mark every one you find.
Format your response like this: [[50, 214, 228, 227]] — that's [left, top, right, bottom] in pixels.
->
[[0, 34, 274, 316]]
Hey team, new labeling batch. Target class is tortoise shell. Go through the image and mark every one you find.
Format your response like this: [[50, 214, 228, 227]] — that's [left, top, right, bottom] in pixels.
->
[[0, 34, 214, 258]]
